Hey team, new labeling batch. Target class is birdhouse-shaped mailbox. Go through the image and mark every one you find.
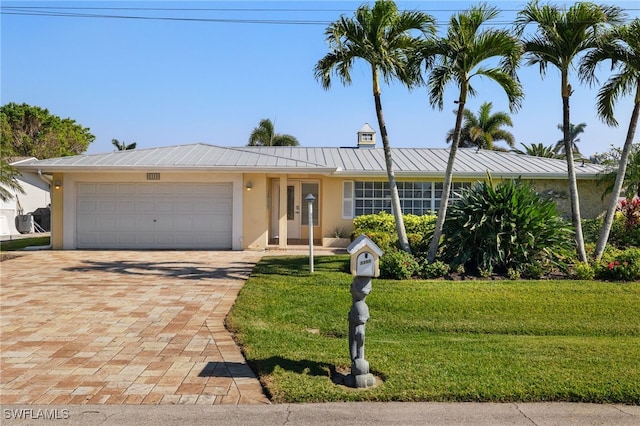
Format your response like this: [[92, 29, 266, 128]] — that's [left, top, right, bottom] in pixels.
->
[[347, 234, 384, 277]]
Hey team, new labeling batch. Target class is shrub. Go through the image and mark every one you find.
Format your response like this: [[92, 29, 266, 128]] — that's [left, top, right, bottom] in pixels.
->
[[380, 250, 420, 280], [573, 262, 595, 280], [353, 211, 396, 234], [351, 231, 394, 253], [353, 212, 437, 255], [596, 248, 640, 281], [522, 262, 544, 279], [419, 259, 450, 279], [441, 175, 574, 276]]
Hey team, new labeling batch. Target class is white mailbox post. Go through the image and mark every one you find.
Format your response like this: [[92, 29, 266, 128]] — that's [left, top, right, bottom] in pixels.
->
[[345, 235, 383, 388]]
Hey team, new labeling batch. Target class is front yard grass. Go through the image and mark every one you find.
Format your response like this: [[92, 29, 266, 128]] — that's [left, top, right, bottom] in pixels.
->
[[0, 236, 50, 252], [227, 255, 640, 404]]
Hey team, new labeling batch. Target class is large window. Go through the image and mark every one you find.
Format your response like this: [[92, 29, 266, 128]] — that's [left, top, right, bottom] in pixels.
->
[[343, 180, 471, 218]]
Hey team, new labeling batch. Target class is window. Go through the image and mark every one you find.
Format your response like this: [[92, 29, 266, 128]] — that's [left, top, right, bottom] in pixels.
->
[[301, 182, 319, 226], [348, 180, 472, 217], [343, 181, 354, 219]]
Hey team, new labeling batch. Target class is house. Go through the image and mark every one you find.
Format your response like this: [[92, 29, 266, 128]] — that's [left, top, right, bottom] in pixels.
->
[[0, 158, 51, 237], [14, 126, 609, 250]]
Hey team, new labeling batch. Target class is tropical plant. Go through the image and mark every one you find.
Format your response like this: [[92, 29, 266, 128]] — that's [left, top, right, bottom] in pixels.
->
[[247, 118, 299, 147], [445, 101, 515, 151], [0, 143, 24, 202], [314, 0, 435, 253], [380, 249, 420, 279], [596, 143, 640, 200], [580, 18, 640, 261], [440, 175, 574, 276], [554, 122, 587, 156], [512, 142, 560, 158], [515, 1, 623, 263], [112, 139, 137, 151], [0, 102, 95, 158], [411, 4, 523, 262]]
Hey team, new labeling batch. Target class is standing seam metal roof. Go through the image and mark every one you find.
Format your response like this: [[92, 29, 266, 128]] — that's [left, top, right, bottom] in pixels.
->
[[15, 143, 605, 178]]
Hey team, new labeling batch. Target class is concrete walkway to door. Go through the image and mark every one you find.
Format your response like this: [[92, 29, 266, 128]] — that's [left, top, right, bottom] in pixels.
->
[[0, 250, 270, 405]]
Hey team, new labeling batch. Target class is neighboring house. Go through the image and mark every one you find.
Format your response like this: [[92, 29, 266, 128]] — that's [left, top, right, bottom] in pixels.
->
[[14, 126, 609, 251], [0, 158, 51, 237]]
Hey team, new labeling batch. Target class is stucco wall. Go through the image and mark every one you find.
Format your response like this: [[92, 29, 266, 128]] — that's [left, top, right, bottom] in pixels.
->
[[529, 179, 610, 219], [243, 174, 269, 250]]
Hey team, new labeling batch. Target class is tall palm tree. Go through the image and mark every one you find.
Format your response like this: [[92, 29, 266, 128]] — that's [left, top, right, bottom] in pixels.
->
[[512, 142, 560, 158], [516, 1, 622, 263], [247, 118, 299, 146], [554, 122, 587, 156], [412, 4, 523, 262], [314, 0, 435, 253], [112, 139, 137, 151], [579, 18, 640, 261], [445, 102, 516, 151]]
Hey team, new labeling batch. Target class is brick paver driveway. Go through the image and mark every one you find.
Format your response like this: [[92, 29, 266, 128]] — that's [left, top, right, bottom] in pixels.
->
[[0, 250, 270, 405]]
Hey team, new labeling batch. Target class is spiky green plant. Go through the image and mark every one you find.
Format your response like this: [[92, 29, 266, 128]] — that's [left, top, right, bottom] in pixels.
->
[[441, 174, 574, 275]]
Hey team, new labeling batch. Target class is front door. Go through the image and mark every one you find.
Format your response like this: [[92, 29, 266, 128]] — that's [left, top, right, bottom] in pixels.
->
[[286, 182, 301, 239]]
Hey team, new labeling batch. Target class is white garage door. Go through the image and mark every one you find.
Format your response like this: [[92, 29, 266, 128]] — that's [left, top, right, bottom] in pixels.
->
[[76, 183, 233, 249]]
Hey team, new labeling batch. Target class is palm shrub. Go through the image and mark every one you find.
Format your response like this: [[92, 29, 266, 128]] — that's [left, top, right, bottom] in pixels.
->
[[441, 175, 574, 276]]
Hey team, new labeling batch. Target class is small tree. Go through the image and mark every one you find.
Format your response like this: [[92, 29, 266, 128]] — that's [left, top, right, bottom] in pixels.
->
[[1, 102, 95, 158]]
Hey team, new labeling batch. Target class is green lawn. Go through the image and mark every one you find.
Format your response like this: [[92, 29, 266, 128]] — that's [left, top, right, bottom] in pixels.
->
[[0, 236, 50, 252], [227, 255, 640, 404]]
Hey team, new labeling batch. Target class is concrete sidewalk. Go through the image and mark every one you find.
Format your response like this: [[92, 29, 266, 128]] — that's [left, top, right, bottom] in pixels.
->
[[1, 402, 639, 425]]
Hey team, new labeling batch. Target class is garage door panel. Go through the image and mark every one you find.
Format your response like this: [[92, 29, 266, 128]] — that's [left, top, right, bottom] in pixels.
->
[[77, 182, 233, 249]]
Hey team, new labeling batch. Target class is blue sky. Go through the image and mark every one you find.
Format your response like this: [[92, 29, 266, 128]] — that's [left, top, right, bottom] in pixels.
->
[[1, 1, 638, 157]]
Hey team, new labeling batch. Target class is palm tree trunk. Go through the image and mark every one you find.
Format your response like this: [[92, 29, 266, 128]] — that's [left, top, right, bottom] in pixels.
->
[[562, 73, 587, 263], [594, 82, 640, 261], [372, 67, 410, 253], [427, 88, 467, 262]]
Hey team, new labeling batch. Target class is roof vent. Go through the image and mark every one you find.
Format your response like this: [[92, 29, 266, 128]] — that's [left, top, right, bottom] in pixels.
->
[[357, 123, 376, 148]]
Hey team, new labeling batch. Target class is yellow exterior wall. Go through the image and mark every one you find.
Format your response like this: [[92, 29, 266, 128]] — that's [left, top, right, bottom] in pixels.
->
[[51, 172, 64, 249], [47, 171, 608, 251], [243, 174, 269, 250], [529, 179, 610, 219]]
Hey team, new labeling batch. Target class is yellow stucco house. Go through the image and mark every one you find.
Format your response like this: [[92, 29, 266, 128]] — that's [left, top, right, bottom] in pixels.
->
[[15, 126, 609, 250]]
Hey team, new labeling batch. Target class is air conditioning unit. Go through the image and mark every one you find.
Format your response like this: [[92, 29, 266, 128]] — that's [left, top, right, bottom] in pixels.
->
[[15, 215, 34, 234]]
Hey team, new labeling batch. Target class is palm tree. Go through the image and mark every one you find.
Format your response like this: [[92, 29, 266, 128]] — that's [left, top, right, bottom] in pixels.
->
[[314, 0, 435, 253], [554, 122, 587, 156], [579, 18, 640, 261], [516, 1, 622, 263], [247, 118, 299, 146], [0, 143, 24, 202], [112, 139, 137, 151], [412, 4, 523, 262], [445, 102, 516, 151], [512, 142, 560, 158]]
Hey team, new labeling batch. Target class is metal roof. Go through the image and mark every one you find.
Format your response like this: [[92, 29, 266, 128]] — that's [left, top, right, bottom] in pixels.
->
[[16, 143, 605, 179]]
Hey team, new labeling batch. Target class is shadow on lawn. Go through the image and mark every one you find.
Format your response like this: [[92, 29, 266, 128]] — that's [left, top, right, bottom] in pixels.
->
[[251, 356, 382, 388], [252, 355, 341, 380], [64, 260, 257, 281], [254, 255, 349, 276]]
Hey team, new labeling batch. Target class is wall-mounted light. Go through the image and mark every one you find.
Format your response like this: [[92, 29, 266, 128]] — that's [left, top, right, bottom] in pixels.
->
[[54, 180, 61, 190], [246, 182, 253, 191]]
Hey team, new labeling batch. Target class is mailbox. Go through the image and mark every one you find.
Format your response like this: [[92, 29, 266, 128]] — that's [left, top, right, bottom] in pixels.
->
[[347, 234, 383, 277]]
